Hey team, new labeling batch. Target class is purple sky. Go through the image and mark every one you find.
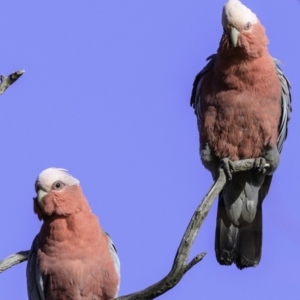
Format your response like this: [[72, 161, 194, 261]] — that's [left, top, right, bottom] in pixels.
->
[[0, 1, 299, 299]]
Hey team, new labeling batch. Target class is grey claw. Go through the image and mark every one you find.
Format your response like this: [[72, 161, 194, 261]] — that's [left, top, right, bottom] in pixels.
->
[[254, 157, 267, 173]]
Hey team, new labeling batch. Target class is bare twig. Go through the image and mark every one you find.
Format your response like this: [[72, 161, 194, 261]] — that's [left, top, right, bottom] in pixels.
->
[[0, 251, 29, 273], [0, 69, 25, 95], [0, 158, 258, 299]]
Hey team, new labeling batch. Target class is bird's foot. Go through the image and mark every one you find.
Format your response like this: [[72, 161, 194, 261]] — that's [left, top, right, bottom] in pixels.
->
[[254, 157, 270, 173], [221, 158, 234, 181]]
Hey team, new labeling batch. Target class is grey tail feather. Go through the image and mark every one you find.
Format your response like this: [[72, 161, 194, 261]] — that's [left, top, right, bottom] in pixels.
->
[[215, 193, 238, 266], [215, 185, 266, 269], [233, 175, 272, 269], [235, 197, 262, 269]]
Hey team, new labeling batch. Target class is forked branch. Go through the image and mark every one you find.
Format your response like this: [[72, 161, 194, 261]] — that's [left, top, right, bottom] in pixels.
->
[[0, 158, 258, 299]]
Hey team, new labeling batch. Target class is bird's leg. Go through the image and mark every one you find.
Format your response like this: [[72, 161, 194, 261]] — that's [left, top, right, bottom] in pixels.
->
[[254, 146, 280, 175], [263, 146, 280, 175], [200, 143, 219, 180], [220, 158, 234, 181]]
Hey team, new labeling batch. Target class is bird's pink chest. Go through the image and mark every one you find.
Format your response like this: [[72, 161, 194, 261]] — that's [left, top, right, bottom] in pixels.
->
[[38, 218, 119, 300], [41, 256, 109, 299], [199, 54, 282, 160], [201, 86, 281, 160]]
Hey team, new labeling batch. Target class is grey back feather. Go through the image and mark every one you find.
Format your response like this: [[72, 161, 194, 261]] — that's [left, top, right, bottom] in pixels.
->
[[190, 54, 217, 123], [275, 62, 292, 153]]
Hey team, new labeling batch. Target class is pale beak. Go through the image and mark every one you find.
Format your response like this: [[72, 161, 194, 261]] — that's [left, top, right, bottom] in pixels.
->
[[229, 27, 240, 47], [37, 189, 48, 203]]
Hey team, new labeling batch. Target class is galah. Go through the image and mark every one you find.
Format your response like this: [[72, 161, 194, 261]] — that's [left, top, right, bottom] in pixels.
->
[[26, 168, 120, 299], [190, 0, 291, 269]]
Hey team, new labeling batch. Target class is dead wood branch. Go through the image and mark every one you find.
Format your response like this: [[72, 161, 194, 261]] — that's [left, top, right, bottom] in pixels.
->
[[1, 158, 258, 299], [0, 69, 25, 95], [114, 158, 258, 299]]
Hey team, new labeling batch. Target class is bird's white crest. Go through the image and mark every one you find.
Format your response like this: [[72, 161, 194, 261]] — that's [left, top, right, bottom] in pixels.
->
[[36, 167, 80, 192], [222, 0, 257, 28]]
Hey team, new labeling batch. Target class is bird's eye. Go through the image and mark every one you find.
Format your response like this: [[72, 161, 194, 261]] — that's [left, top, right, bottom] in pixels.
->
[[244, 22, 252, 30], [52, 181, 65, 191], [223, 28, 227, 33]]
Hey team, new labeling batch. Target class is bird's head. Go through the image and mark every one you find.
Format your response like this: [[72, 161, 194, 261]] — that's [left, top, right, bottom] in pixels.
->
[[219, 0, 268, 58], [33, 168, 89, 220]]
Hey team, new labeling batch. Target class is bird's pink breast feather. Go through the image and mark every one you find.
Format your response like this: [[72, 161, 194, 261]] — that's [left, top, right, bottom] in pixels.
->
[[37, 186, 119, 300]]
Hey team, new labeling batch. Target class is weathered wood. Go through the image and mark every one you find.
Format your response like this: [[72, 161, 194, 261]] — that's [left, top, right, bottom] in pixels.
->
[[114, 159, 257, 300]]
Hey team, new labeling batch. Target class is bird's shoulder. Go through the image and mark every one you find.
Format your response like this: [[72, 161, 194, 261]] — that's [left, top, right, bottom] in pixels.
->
[[190, 54, 217, 109]]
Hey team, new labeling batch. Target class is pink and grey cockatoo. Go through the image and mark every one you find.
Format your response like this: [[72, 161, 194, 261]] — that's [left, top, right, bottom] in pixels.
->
[[190, 0, 291, 269], [26, 168, 120, 299]]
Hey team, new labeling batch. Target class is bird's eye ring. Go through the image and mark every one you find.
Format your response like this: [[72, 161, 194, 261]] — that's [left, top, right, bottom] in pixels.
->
[[52, 180, 65, 191], [244, 22, 251, 30]]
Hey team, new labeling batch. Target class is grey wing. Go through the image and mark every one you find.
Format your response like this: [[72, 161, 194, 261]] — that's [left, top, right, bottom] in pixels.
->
[[26, 234, 45, 300], [190, 54, 217, 121], [274, 60, 292, 153], [104, 231, 120, 298], [105, 232, 120, 295]]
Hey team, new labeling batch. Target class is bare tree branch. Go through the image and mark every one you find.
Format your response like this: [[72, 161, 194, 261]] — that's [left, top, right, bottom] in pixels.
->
[[0, 69, 25, 95], [114, 158, 258, 300], [0, 158, 258, 299]]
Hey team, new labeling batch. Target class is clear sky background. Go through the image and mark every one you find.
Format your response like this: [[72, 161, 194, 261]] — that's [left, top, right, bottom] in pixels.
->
[[0, 1, 299, 299]]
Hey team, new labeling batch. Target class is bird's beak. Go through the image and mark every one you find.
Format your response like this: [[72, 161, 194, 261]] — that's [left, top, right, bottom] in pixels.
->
[[37, 189, 48, 203], [229, 27, 240, 47]]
